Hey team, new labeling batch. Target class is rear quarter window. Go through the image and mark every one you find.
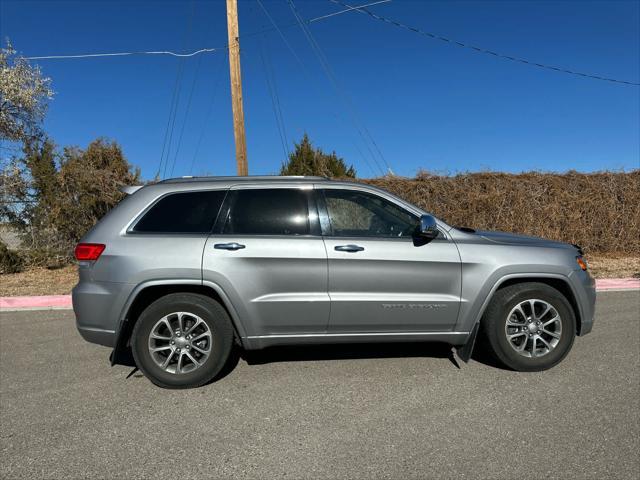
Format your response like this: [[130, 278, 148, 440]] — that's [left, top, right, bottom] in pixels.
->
[[132, 190, 226, 233]]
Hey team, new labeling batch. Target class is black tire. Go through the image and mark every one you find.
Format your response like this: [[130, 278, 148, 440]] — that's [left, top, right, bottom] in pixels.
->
[[131, 293, 234, 389], [478, 282, 576, 372]]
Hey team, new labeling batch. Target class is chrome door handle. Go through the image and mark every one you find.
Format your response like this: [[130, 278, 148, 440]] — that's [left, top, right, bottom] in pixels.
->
[[214, 242, 246, 251], [334, 244, 365, 252]]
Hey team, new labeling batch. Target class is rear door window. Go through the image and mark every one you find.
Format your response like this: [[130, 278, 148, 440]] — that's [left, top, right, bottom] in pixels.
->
[[223, 189, 311, 235], [133, 190, 226, 233]]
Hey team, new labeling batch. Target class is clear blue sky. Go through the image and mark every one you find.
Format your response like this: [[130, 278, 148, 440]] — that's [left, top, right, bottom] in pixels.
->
[[1, 0, 639, 179]]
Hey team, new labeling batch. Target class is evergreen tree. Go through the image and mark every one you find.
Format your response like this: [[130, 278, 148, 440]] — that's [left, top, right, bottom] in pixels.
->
[[280, 134, 356, 178]]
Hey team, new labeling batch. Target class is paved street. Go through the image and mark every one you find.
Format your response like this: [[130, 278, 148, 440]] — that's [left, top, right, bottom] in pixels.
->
[[1, 291, 639, 479]]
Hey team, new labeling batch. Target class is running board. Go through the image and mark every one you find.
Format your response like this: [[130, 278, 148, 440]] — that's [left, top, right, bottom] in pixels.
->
[[244, 331, 468, 350]]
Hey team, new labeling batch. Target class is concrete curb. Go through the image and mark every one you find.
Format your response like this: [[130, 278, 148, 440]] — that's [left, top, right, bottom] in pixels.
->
[[1, 278, 638, 312]]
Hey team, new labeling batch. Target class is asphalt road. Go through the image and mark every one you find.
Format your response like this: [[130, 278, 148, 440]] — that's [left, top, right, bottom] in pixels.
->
[[1, 291, 639, 480]]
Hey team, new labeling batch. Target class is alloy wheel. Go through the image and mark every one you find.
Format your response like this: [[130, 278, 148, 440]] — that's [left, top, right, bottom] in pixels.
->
[[147, 312, 212, 374], [504, 299, 562, 358]]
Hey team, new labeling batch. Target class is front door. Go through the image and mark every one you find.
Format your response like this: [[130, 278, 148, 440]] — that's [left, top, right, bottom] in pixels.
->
[[319, 187, 462, 333], [202, 185, 329, 337]]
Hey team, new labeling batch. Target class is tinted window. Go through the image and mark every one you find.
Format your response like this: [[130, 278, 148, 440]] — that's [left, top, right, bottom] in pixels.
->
[[323, 189, 417, 238], [133, 190, 226, 233], [224, 189, 310, 235]]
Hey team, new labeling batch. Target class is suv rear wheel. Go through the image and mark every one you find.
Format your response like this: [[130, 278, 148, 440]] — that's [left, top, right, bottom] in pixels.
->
[[479, 282, 576, 371], [131, 293, 234, 388]]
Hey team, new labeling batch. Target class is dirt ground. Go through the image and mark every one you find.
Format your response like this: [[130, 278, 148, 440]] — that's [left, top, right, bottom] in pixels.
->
[[1, 255, 638, 297], [1, 265, 77, 296], [586, 255, 640, 279]]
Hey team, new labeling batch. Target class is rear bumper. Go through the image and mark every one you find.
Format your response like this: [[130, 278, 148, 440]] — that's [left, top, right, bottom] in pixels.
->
[[73, 280, 133, 347], [77, 325, 116, 347]]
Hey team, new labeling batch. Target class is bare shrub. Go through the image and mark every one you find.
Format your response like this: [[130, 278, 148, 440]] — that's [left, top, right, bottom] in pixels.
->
[[365, 170, 639, 255], [1, 137, 140, 264], [0, 240, 23, 274]]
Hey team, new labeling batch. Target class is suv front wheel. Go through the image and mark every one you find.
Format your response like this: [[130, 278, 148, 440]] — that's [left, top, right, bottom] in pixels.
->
[[479, 282, 576, 371], [131, 293, 234, 388]]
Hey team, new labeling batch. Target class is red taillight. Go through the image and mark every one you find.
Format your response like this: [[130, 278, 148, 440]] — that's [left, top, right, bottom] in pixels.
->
[[74, 243, 106, 261]]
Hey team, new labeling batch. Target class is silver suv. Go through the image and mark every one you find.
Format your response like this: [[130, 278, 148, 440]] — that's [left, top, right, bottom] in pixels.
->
[[73, 176, 596, 388]]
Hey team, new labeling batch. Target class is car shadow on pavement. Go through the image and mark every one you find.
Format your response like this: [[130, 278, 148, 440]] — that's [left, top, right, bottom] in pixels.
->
[[470, 348, 505, 370], [241, 342, 461, 369], [111, 346, 243, 383], [112, 343, 506, 384]]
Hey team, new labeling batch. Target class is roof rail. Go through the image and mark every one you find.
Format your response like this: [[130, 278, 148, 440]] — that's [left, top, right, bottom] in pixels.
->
[[119, 185, 144, 195], [158, 175, 329, 184]]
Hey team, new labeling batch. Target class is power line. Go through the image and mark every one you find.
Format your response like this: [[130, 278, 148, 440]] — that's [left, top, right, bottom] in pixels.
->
[[169, 53, 204, 177], [233, 1, 394, 43], [258, 36, 290, 164], [255, 0, 291, 163], [20, 0, 639, 87], [156, 60, 184, 178], [288, 0, 393, 176], [256, 0, 307, 72], [189, 52, 227, 175], [255, 0, 378, 177], [24, 47, 224, 61], [161, 58, 187, 179], [309, 0, 391, 23], [156, 78, 178, 178], [21, 1, 385, 62], [157, 55, 187, 178], [157, 2, 196, 179], [329, 0, 640, 87], [286, 0, 385, 176]]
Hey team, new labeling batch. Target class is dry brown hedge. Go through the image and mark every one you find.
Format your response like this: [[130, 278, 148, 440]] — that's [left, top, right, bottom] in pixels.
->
[[363, 170, 640, 255]]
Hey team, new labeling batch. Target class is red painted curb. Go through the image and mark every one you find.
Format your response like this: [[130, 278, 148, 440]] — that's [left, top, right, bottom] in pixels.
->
[[0, 295, 72, 310], [595, 278, 640, 291], [1, 278, 638, 310]]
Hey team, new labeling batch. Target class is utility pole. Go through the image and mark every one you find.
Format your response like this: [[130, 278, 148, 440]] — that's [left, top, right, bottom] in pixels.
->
[[226, 0, 248, 175]]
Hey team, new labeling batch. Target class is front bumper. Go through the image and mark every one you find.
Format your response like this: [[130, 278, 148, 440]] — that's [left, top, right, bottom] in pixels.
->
[[570, 269, 596, 336]]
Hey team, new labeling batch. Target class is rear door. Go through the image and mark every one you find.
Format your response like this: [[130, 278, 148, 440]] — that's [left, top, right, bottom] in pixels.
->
[[319, 186, 462, 333], [202, 185, 329, 337]]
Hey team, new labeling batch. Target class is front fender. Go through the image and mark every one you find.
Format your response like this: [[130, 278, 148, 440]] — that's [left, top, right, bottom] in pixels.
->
[[455, 268, 578, 333]]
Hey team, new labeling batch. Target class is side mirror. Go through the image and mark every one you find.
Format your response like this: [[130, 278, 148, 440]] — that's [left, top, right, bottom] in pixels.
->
[[416, 214, 439, 241]]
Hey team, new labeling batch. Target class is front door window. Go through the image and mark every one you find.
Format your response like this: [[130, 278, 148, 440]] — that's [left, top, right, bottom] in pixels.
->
[[323, 189, 417, 238]]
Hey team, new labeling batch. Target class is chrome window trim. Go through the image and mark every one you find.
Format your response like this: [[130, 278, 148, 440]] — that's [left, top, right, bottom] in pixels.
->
[[247, 332, 467, 339]]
